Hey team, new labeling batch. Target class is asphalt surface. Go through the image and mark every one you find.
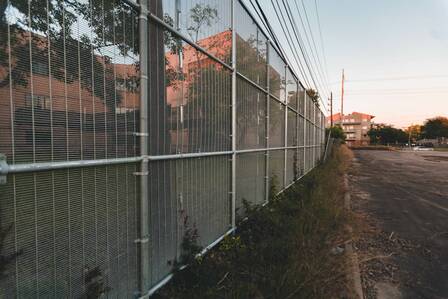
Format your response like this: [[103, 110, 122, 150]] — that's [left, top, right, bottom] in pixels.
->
[[351, 150, 448, 299]]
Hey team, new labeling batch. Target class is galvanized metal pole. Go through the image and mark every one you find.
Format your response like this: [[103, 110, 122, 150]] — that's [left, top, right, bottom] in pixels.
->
[[314, 105, 315, 163], [283, 66, 287, 188], [231, 0, 236, 229], [138, 0, 150, 294], [296, 86, 300, 180], [265, 40, 270, 203], [330, 91, 333, 127], [303, 92, 307, 171]]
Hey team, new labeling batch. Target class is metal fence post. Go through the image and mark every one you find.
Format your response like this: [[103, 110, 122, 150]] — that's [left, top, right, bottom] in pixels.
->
[[296, 87, 300, 179], [303, 92, 307, 171], [231, 0, 236, 229], [324, 130, 332, 162], [138, 0, 150, 294], [313, 100, 316, 167], [265, 40, 270, 203], [283, 66, 288, 188]]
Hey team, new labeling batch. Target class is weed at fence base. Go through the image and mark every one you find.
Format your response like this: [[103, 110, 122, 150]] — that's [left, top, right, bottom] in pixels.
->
[[152, 145, 353, 299]]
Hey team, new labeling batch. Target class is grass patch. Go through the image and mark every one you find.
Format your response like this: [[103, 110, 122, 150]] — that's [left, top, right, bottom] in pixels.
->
[[153, 145, 353, 299]]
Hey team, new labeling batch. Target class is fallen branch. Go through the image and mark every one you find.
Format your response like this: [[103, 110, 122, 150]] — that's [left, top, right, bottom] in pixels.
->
[[216, 272, 229, 286], [359, 253, 395, 264]]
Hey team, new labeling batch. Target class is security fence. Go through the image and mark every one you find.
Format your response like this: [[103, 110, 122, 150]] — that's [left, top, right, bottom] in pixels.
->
[[0, 0, 325, 297]]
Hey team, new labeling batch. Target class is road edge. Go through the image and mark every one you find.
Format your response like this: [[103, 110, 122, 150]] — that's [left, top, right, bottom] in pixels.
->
[[344, 174, 364, 299]]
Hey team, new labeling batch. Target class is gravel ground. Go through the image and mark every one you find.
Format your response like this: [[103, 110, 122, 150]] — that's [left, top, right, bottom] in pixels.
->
[[349, 150, 448, 299]]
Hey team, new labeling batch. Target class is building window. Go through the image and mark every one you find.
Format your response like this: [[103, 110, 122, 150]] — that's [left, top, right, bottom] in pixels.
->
[[25, 94, 51, 109], [32, 61, 49, 76]]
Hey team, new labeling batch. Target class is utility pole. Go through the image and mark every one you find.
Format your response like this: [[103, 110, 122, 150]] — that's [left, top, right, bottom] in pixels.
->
[[330, 91, 333, 127], [341, 69, 345, 119]]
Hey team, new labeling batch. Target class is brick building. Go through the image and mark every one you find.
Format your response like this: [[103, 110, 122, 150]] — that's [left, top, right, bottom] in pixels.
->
[[326, 112, 375, 146]]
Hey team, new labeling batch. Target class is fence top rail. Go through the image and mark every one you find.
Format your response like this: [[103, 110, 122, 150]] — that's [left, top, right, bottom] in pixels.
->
[[1, 156, 143, 175], [1, 143, 327, 176]]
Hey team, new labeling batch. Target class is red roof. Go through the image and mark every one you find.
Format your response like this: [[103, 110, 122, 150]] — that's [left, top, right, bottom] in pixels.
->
[[326, 112, 375, 122]]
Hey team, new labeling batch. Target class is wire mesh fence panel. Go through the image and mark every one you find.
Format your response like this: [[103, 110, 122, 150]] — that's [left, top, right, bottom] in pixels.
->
[[308, 147, 313, 172], [268, 97, 285, 148], [148, 23, 232, 155], [307, 96, 313, 121], [268, 149, 285, 191], [182, 156, 231, 247], [235, 0, 268, 89], [150, 0, 232, 65], [268, 48, 286, 102], [286, 68, 298, 110], [285, 149, 297, 186], [235, 152, 266, 219], [0, 0, 328, 296], [236, 78, 267, 150], [147, 159, 179, 286], [0, 0, 140, 165], [298, 116, 305, 146], [298, 87, 305, 116], [287, 109, 298, 147], [308, 121, 313, 146], [147, 155, 231, 287], [297, 148, 305, 177], [0, 163, 140, 298]]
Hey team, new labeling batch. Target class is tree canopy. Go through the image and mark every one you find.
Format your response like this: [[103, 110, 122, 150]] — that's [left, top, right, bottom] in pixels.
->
[[421, 117, 448, 139], [326, 125, 345, 141], [368, 124, 408, 145]]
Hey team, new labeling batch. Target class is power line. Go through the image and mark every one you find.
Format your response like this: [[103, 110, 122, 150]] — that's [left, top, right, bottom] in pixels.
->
[[251, 0, 292, 66], [281, 0, 320, 90], [252, 0, 314, 91], [276, 0, 315, 90], [345, 87, 448, 92], [334, 91, 448, 97], [271, 0, 315, 89], [314, 0, 330, 85], [346, 91, 448, 95], [251, 0, 329, 110], [287, 0, 331, 99], [339, 74, 448, 83], [298, 0, 331, 94], [282, 0, 330, 104]]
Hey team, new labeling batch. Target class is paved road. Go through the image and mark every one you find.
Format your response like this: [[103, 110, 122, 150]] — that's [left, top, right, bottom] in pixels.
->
[[351, 150, 448, 299]]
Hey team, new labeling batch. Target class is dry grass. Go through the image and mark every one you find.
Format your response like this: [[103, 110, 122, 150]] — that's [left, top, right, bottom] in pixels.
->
[[152, 145, 355, 299]]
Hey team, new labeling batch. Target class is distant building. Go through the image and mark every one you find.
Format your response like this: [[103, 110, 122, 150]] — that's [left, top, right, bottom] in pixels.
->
[[326, 112, 375, 146]]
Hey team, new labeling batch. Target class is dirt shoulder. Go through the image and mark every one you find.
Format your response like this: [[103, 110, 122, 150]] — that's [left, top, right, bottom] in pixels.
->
[[349, 150, 448, 299]]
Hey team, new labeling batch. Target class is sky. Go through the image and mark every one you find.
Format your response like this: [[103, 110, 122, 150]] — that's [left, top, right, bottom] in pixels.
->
[[249, 0, 448, 128]]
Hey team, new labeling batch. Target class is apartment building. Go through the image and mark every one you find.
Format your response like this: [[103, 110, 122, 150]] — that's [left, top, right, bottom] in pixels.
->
[[326, 112, 375, 146]]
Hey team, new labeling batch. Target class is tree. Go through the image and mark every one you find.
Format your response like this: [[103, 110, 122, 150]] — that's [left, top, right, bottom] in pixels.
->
[[306, 89, 320, 108], [0, 0, 138, 112], [326, 125, 345, 141], [421, 117, 448, 140], [405, 124, 422, 143], [368, 124, 407, 145]]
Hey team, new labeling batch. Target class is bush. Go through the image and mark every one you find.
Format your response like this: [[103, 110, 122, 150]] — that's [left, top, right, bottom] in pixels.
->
[[326, 125, 346, 142]]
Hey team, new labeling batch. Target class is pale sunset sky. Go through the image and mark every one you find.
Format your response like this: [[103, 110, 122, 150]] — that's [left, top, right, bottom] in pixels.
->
[[248, 0, 448, 128]]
